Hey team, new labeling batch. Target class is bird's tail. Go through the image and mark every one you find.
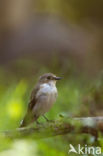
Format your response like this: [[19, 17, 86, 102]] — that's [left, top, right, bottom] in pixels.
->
[[19, 112, 38, 128], [19, 118, 27, 128]]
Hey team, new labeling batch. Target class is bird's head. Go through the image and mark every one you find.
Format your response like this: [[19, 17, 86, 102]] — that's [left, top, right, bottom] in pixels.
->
[[39, 73, 62, 84]]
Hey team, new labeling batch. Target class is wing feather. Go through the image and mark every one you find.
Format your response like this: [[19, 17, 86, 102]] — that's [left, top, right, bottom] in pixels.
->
[[28, 84, 40, 110], [20, 84, 40, 127]]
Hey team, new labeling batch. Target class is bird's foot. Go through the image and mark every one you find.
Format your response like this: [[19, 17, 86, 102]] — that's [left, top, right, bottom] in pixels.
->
[[35, 121, 43, 128], [43, 115, 54, 123], [47, 119, 54, 123]]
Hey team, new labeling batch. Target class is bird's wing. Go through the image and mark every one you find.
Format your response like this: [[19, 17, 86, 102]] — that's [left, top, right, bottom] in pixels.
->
[[20, 84, 40, 127], [28, 84, 40, 111]]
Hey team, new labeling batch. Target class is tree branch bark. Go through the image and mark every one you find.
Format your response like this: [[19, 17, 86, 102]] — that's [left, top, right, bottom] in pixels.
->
[[1, 117, 103, 139]]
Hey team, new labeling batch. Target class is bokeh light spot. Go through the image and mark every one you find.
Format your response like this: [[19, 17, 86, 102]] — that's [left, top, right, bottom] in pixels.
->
[[7, 99, 23, 119]]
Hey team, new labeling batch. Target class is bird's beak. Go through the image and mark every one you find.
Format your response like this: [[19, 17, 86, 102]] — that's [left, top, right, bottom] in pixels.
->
[[54, 76, 62, 80]]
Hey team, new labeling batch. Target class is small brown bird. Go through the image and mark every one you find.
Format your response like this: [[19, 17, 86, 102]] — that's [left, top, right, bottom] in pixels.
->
[[20, 73, 61, 127]]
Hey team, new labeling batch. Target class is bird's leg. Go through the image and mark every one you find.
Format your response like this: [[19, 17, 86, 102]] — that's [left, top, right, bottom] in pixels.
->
[[43, 115, 54, 123], [35, 120, 44, 128], [43, 115, 49, 122]]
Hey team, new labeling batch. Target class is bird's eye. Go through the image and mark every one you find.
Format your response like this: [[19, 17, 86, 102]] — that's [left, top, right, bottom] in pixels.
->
[[47, 76, 51, 80]]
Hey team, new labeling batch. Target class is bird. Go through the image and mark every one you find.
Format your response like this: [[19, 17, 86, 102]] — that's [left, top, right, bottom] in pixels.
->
[[20, 73, 62, 127]]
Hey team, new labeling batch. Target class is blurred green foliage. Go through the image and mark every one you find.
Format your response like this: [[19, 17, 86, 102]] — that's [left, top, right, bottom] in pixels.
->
[[0, 0, 103, 154], [0, 59, 103, 156]]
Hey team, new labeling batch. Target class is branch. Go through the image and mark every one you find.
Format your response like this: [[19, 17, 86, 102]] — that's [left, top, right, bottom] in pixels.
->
[[1, 117, 103, 139]]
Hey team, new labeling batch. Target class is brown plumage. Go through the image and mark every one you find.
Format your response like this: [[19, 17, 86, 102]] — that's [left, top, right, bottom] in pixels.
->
[[20, 73, 61, 127]]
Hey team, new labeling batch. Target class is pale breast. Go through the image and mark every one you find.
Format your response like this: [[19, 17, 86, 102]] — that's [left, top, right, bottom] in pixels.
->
[[34, 83, 58, 115], [37, 83, 57, 95], [36, 83, 57, 103]]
